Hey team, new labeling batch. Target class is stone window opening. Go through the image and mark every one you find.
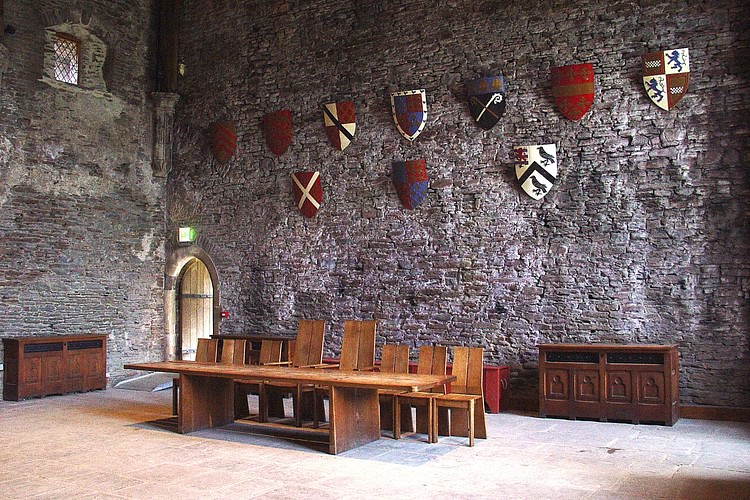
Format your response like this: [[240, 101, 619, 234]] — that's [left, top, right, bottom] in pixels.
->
[[41, 23, 108, 94], [52, 32, 80, 85]]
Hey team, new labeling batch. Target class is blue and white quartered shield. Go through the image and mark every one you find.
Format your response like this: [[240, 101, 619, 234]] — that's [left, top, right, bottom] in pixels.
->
[[642, 48, 690, 111], [390, 89, 427, 141]]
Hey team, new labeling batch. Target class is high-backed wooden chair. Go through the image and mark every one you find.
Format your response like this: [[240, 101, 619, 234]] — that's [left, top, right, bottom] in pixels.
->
[[433, 346, 487, 446], [260, 320, 326, 426], [220, 339, 247, 365], [196, 338, 219, 364], [338, 320, 377, 371], [311, 320, 377, 426], [235, 339, 283, 419], [377, 344, 412, 434], [394, 345, 448, 443], [172, 337, 218, 415]]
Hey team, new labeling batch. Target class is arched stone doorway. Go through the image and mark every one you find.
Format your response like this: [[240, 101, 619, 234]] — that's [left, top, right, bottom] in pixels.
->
[[164, 246, 220, 360]]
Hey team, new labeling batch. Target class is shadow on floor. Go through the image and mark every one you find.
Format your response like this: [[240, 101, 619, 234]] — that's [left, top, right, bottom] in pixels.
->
[[129, 415, 457, 465]]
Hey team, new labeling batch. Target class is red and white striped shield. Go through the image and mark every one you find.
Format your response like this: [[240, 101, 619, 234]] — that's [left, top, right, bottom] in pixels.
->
[[323, 100, 356, 151], [210, 121, 236, 165], [291, 171, 322, 218]]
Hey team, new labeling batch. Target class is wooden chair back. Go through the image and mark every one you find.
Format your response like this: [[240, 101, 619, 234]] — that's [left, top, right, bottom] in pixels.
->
[[416, 345, 448, 393], [220, 339, 246, 365], [292, 319, 326, 367], [451, 346, 484, 396], [258, 339, 284, 365], [195, 338, 218, 363], [380, 344, 409, 374], [339, 320, 376, 371]]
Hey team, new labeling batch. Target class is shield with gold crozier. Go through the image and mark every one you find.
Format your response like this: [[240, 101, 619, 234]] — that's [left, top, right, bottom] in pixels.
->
[[642, 48, 690, 111], [291, 171, 322, 218], [392, 160, 428, 209], [211, 121, 237, 165], [323, 100, 356, 151], [514, 144, 557, 200], [263, 109, 293, 156], [551, 63, 595, 121], [390, 89, 427, 141], [466, 76, 506, 130]]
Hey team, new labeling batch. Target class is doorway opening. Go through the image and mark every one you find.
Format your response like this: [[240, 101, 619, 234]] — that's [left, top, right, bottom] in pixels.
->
[[164, 246, 220, 361], [178, 258, 214, 360]]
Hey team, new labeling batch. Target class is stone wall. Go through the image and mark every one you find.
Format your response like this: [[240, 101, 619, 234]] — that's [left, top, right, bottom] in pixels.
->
[[0, 0, 164, 392], [171, 0, 750, 406]]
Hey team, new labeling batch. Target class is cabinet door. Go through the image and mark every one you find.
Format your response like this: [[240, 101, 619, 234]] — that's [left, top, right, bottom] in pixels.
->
[[637, 371, 666, 405], [67, 339, 106, 392], [544, 369, 570, 400], [606, 370, 632, 403], [21, 343, 66, 397], [574, 370, 599, 402]]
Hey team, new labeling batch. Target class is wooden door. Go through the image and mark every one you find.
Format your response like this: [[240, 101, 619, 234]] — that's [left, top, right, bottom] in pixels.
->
[[179, 259, 214, 360]]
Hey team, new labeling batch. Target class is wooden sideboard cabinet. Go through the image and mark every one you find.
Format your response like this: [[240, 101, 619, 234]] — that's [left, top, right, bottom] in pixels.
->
[[538, 344, 679, 425], [3, 335, 107, 401]]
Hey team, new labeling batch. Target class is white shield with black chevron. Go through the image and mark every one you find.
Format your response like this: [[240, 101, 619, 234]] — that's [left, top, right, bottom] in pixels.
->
[[514, 144, 558, 200]]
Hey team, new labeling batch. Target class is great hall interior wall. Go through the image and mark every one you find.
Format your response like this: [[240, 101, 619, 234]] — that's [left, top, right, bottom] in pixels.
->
[[0, 0, 749, 408]]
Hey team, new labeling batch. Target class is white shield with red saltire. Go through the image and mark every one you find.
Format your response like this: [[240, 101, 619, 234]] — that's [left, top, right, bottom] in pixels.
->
[[291, 171, 322, 218], [323, 100, 356, 151]]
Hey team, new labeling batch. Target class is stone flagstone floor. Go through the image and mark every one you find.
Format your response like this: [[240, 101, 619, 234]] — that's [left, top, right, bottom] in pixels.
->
[[0, 388, 749, 499]]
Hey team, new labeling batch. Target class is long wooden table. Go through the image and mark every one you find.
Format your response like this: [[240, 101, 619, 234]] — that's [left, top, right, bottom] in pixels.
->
[[124, 361, 455, 454]]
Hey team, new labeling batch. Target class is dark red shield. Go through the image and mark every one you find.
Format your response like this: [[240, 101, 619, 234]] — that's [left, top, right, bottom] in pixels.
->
[[291, 171, 322, 218], [551, 63, 595, 121], [210, 121, 236, 165], [263, 109, 293, 156]]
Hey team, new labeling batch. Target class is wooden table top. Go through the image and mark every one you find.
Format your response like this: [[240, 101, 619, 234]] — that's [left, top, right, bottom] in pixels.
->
[[125, 361, 456, 392]]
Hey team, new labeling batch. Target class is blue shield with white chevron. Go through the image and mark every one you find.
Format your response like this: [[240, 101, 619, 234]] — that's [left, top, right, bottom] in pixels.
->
[[514, 144, 557, 200]]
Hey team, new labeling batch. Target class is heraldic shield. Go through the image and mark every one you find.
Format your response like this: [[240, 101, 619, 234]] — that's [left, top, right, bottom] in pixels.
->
[[211, 121, 237, 165], [263, 109, 293, 156], [323, 100, 356, 151], [514, 144, 558, 200], [392, 160, 428, 210], [551, 63, 595, 121], [466, 76, 506, 130], [642, 48, 690, 111], [390, 89, 427, 141], [291, 171, 322, 218]]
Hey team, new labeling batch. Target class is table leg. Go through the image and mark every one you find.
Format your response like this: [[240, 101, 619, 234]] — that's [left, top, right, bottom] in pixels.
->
[[178, 374, 234, 433], [328, 386, 380, 454]]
